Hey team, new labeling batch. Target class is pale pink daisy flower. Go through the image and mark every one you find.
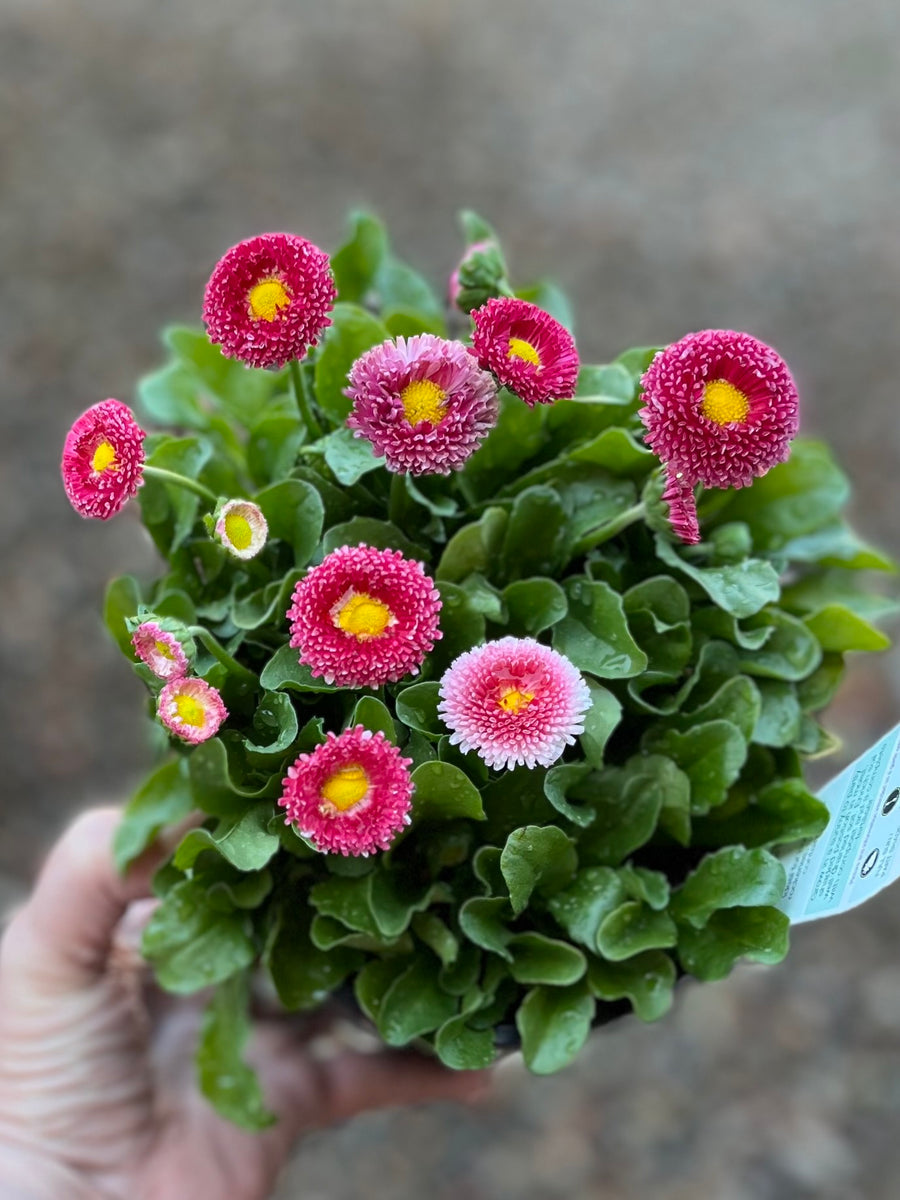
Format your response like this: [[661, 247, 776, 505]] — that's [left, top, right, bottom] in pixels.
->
[[640, 329, 800, 544], [345, 334, 499, 474], [278, 725, 414, 857], [157, 677, 227, 744], [286, 544, 442, 688], [214, 499, 268, 560], [132, 621, 190, 681], [438, 637, 592, 770], [203, 232, 337, 369], [61, 399, 146, 520], [470, 297, 579, 407]]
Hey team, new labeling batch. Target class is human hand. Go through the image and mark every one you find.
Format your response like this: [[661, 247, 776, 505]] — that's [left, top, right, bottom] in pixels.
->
[[0, 808, 488, 1200]]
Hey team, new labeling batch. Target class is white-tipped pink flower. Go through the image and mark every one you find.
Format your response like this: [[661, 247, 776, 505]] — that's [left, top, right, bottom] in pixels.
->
[[215, 499, 268, 560], [279, 725, 414, 856], [438, 637, 592, 770], [157, 677, 227, 744], [132, 621, 190, 680]]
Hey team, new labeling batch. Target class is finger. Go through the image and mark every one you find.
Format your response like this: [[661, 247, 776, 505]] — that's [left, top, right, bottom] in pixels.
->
[[0, 807, 170, 989]]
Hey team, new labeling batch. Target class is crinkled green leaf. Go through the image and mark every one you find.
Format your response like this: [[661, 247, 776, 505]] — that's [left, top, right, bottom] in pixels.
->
[[803, 605, 891, 652], [196, 975, 275, 1131], [516, 980, 595, 1075], [503, 577, 568, 636], [579, 679, 623, 768], [543, 762, 596, 828], [553, 578, 648, 678], [259, 644, 339, 693], [435, 1014, 497, 1069], [140, 435, 213, 555], [436, 507, 509, 582], [431, 581, 486, 671], [264, 905, 362, 1011], [314, 303, 390, 421], [587, 950, 676, 1021], [692, 778, 829, 850], [231, 568, 303, 632], [596, 902, 678, 961], [173, 805, 279, 873], [500, 825, 578, 915], [654, 534, 780, 619], [753, 680, 803, 747], [459, 896, 513, 960], [377, 954, 458, 1046], [321, 426, 385, 485], [189, 737, 280, 816], [321, 516, 426, 559], [395, 682, 443, 737], [672, 846, 787, 928], [330, 211, 388, 302], [409, 761, 486, 823], [677, 906, 790, 981], [143, 879, 254, 993], [508, 933, 587, 986], [737, 609, 823, 680], [254, 478, 324, 565], [499, 486, 569, 582], [115, 758, 193, 872], [645, 720, 747, 814], [547, 867, 627, 950], [349, 695, 396, 741]]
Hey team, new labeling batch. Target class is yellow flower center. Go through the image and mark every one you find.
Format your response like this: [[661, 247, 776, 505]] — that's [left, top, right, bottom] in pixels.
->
[[321, 764, 370, 812], [498, 687, 535, 714], [224, 511, 253, 551], [248, 277, 291, 322], [332, 590, 394, 641], [174, 694, 206, 727], [91, 440, 117, 473], [399, 378, 448, 426], [701, 379, 750, 426], [507, 337, 541, 368], [155, 640, 175, 660]]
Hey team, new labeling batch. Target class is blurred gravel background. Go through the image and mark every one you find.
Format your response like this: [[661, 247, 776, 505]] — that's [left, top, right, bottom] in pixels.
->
[[3, 1, 900, 1196]]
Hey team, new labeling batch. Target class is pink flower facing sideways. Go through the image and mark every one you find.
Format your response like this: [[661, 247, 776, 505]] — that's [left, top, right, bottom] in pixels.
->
[[203, 232, 337, 369], [640, 329, 800, 545], [470, 297, 579, 407], [287, 544, 442, 688], [61, 399, 146, 520], [157, 677, 227, 744], [279, 725, 414, 857], [438, 637, 592, 770], [346, 334, 499, 474], [132, 621, 189, 681]]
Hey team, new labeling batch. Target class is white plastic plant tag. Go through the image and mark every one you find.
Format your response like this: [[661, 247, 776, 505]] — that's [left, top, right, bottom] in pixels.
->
[[778, 723, 900, 924]]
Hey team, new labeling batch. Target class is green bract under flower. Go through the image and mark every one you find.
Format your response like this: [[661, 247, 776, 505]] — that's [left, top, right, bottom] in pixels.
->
[[92, 210, 898, 1132]]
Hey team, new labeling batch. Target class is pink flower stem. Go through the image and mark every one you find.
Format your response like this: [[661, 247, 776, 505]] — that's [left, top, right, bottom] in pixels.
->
[[142, 465, 217, 505], [290, 359, 323, 440]]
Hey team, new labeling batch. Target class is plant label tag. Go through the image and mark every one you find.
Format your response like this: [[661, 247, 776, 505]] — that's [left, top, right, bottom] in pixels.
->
[[778, 724, 900, 924]]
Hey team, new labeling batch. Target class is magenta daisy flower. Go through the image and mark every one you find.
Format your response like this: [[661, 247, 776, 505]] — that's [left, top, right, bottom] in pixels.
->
[[639, 329, 800, 544], [132, 621, 190, 681], [278, 725, 413, 856], [438, 637, 592, 770], [470, 297, 579, 407], [287, 544, 442, 688], [61, 399, 146, 520], [214, 499, 268, 560], [345, 334, 499, 474], [203, 232, 337, 369], [157, 677, 227, 744]]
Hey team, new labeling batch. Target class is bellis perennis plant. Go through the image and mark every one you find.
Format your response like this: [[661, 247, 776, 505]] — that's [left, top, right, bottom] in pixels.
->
[[64, 209, 897, 1131]]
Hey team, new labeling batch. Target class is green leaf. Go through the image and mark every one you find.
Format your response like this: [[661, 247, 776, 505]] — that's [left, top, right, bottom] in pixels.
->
[[645, 720, 747, 814], [321, 516, 426, 559], [543, 762, 596, 828], [196, 975, 275, 1131], [139, 435, 213, 555], [264, 905, 362, 1011], [231, 568, 304, 632], [395, 682, 443, 737], [242, 691, 298, 758], [654, 535, 780, 619], [435, 1014, 497, 1070], [353, 957, 410, 1024], [618, 864, 670, 910], [796, 654, 845, 712], [503, 577, 568, 637], [587, 950, 676, 1021], [377, 256, 445, 332], [547, 867, 627, 950], [330, 211, 388, 302], [143, 879, 254, 993], [246, 414, 304, 488], [165, 327, 283, 429], [436, 506, 509, 582], [409, 761, 486, 822], [579, 680, 623, 767], [777, 521, 898, 571], [254, 478, 324, 566], [714, 440, 851, 550], [349, 695, 396, 741], [614, 345, 661, 380], [173, 805, 279, 873], [459, 896, 513, 961], [570, 426, 655, 478], [461, 392, 547, 499], [737, 609, 823, 680], [508, 933, 587, 986], [553, 578, 648, 679], [321, 426, 385, 485], [692, 778, 829, 850], [596, 902, 677, 960], [500, 486, 569, 582], [675, 676, 761, 743], [516, 981, 595, 1075], [803, 605, 891, 652], [753, 680, 803, 747], [577, 755, 680, 863], [259, 644, 339, 693], [411, 912, 459, 967], [431, 581, 486, 671], [114, 758, 193, 872], [500, 825, 578, 916], [188, 737, 280, 817], [377, 954, 458, 1046], [314, 303, 390, 421], [677, 906, 790, 980], [481, 768, 557, 843], [672, 846, 787, 928], [104, 575, 143, 657]]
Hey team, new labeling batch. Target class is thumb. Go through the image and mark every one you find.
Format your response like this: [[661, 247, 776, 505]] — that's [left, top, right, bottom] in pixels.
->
[[0, 807, 164, 991]]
